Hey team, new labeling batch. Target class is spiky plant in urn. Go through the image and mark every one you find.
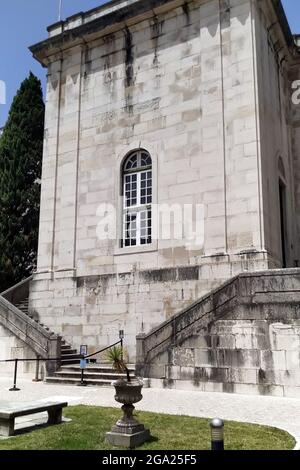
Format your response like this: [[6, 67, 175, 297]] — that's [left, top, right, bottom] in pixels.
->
[[105, 346, 150, 448]]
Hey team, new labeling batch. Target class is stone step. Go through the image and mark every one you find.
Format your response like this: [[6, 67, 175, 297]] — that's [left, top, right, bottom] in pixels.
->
[[60, 353, 81, 360], [17, 308, 29, 314], [53, 371, 135, 380], [61, 349, 77, 356], [60, 364, 136, 373], [60, 358, 81, 365], [45, 377, 113, 387]]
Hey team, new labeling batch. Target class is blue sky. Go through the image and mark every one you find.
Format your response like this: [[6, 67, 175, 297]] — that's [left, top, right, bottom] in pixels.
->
[[0, 0, 299, 127]]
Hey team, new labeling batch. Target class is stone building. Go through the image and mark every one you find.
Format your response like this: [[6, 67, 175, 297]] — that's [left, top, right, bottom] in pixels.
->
[[1, 0, 300, 395]]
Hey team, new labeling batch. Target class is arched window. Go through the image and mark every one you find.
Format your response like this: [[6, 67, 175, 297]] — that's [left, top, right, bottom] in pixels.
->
[[122, 150, 152, 247]]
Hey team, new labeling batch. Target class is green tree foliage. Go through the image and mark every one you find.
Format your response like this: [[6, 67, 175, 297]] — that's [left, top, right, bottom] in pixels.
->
[[0, 72, 45, 292]]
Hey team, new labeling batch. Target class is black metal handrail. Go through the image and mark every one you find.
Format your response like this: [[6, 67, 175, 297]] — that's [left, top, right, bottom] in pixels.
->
[[0, 340, 123, 364], [84, 340, 122, 359], [0, 338, 124, 391]]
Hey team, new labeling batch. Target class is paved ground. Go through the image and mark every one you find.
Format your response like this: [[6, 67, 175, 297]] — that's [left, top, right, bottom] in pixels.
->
[[0, 377, 299, 448]]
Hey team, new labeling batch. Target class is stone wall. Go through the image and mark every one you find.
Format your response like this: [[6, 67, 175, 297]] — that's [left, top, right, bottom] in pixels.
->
[[290, 45, 300, 263], [161, 318, 300, 397], [36, 0, 267, 276], [254, 0, 300, 268], [30, 252, 268, 359], [29, 0, 273, 357], [136, 269, 300, 398], [0, 325, 36, 378]]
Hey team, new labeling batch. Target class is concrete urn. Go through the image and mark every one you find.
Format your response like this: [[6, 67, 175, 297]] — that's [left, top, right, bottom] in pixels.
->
[[106, 378, 150, 448], [113, 378, 143, 405]]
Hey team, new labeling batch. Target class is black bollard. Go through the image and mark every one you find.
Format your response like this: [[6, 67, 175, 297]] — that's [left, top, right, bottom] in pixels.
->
[[210, 418, 224, 450], [77, 357, 87, 386], [9, 359, 21, 391]]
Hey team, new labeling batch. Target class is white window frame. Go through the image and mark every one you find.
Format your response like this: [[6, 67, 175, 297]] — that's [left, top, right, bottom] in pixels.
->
[[122, 151, 152, 248]]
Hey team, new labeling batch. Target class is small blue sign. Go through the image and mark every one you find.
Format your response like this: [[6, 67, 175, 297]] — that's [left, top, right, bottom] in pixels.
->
[[80, 359, 87, 369]]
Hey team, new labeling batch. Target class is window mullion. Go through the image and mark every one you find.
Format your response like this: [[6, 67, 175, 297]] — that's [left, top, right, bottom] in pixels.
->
[[123, 176, 126, 210], [137, 211, 141, 246], [123, 212, 126, 247], [137, 172, 141, 207], [137, 172, 141, 246]]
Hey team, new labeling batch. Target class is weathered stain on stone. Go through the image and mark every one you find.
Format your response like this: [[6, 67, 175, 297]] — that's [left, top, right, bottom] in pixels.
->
[[211, 334, 220, 348], [182, 109, 201, 121], [178, 266, 199, 281], [220, 0, 231, 25], [194, 367, 209, 383], [141, 268, 177, 283], [124, 27, 134, 88], [222, 382, 235, 393], [182, 3, 191, 25], [258, 368, 266, 383], [102, 33, 116, 46], [135, 97, 160, 112], [151, 16, 164, 66], [83, 47, 92, 78], [164, 297, 174, 319], [76, 274, 114, 291], [163, 378, 174, 388]]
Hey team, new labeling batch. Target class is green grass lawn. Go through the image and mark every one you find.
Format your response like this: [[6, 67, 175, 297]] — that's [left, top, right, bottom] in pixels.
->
[[0, 406, 295, 450]]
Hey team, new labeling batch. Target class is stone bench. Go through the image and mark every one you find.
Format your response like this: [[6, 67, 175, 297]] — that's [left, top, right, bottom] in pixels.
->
[[0, 401, 68, 437]]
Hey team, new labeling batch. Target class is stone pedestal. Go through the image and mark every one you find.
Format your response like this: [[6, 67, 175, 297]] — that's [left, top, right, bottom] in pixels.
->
[[106, 380, 150, 448], [106, 404, 150, 448]]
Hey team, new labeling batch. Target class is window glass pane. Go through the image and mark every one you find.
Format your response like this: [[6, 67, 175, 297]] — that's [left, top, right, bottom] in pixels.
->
[[141, 152, 152, 167], [140, 210, 152, 245], [124, 212, 137, 246], [124, 154, 138, 171], [124, 173, 138, 208], [124, 151, 152, 173]]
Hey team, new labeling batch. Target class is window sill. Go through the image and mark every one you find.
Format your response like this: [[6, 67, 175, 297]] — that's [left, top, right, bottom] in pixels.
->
[[114, 243, 158, 256]]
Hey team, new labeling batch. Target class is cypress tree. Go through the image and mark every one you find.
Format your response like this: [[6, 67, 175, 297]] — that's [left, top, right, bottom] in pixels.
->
[[0, 72, 45, 292]]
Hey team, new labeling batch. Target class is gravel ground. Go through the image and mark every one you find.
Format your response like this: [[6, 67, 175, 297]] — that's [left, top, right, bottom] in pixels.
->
[[0, 377, 299, 448]]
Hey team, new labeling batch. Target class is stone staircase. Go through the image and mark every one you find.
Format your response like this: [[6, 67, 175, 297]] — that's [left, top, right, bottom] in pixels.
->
[[45, 363, 136, 386], [136, 268, 300, 397], [6, 283, 83, 367], [1, 276, 136, 386], [14, 298, 30, 315], [60, 341, 81, 366], [0, 276, 61, 375], [14, 298, 54, 334]]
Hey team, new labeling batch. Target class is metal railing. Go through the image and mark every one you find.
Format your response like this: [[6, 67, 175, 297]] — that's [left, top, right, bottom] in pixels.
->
[[78, 340, 123, 386], [0, 338, 124, 391]]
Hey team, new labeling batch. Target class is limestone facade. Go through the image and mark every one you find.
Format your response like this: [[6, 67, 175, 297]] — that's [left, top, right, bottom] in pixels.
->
[[27, 0, 300, 360]]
